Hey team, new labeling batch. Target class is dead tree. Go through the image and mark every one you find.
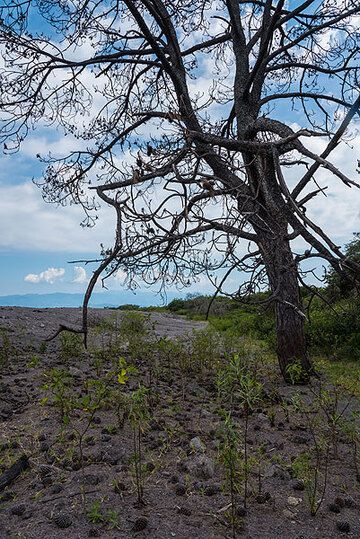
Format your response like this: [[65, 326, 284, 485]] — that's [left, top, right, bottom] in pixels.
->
[[0, 0, 359, 382]]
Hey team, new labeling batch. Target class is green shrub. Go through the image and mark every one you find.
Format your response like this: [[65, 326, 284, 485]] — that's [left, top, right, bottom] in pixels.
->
[[306, 296, 360, 360]]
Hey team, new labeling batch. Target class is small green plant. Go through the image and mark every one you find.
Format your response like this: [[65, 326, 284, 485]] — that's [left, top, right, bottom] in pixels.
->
[[39, 341, 47, 354], [219, 413, 243, 539], [27, 354, 40, 368], [291, 393, 330, 515], [60, 331, 83, 364], [41, 368, 75, 424], [285, 361, 306, 385], [128, 385, 150, 505], [190, 326, 222, 375], [87, 499, 104, 524], [106, 509, 121, 530]]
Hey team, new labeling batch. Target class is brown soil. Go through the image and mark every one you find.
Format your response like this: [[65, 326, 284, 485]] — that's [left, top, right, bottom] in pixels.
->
[[0, 307, 359, 539]]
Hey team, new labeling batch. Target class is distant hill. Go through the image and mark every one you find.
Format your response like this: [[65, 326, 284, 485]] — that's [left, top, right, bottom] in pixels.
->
[[0, 291, 177, 308]]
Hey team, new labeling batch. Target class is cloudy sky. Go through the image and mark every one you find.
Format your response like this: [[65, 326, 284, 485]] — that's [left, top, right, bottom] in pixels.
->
[[0, 4, 359, 305]]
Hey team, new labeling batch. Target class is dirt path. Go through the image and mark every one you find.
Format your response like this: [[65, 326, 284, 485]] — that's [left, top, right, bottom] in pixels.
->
[[0, 307, 207, 351]]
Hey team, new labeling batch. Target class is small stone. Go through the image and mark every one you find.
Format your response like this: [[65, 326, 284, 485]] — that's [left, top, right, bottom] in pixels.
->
[[256, 492, 271, 504], [53, 512, 72, 529], [236, 506, 247, 517], [177, 506, 191, 516], [265, 464, 289, 480], [102, 449, 124, 466], [42, 476, 53, 487], [287, 496, 302, 506], [0, 491, 15, 502], [189, 437, 206, 453], [185, 455, 215, 480], [40, 442, 49, 452], [336, 521, 350, 533], [51, 484, 63, 494], [290, 479, 305, 491], [334, 497, 346, 508], [175, 483, 186, 496], [38, 464, 53, 478], [328, 503, 341, 513], [293, 435, 309, 445], [91, 416, 102, 424], [132, 517, 148, 532], [10, 504, 26, 516], [204, 484, 221, 496], [344, 497, 356, 508], [82, 474, 101, 486], [169, 474, 179, 484], [146, 462, 155, 472]]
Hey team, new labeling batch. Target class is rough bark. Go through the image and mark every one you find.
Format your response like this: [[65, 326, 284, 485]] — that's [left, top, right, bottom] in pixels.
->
[[258, 232, 313, 383]]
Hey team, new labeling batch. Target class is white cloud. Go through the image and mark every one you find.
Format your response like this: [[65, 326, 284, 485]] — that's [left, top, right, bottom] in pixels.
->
[[24, 267, 65, 284], [72, 266, 87, 283], [0, 181, 115, 253]]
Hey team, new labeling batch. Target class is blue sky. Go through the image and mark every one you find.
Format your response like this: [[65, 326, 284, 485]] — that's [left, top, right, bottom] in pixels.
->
[[0, 2, 359, 306]]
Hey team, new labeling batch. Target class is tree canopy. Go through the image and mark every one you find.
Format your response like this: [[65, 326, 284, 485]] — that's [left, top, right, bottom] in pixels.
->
[[0, 0, 359, 380]]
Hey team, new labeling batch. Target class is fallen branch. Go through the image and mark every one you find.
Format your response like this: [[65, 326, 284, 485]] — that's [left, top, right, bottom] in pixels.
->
[[0, 455, 29, 492], [45, 324, 85, 342]]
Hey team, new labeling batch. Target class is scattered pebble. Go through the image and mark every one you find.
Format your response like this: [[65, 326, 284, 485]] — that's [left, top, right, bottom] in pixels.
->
[[177, 506, 191, 516], [336, 521, 350, 534], [287, 496, 302, 506], [53, 512, 72, 529], [132, 517, 148, 532], [290, 479, 305, 491], [175, 484, 186, 496], [10, 504, 26, 516], [328, 503, 341, 513]]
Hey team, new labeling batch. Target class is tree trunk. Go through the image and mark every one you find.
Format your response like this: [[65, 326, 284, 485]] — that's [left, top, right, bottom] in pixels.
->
[[258, 232, 313, 383]]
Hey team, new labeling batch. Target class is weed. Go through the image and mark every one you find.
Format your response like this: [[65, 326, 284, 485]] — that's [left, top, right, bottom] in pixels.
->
[[219, 413, 243, 539], [87, 499, 104, 524], [60, 331, 83, 364], [41, 368, 75, 424], [27, 355, 40, 368], [129, 385, 150, 505]]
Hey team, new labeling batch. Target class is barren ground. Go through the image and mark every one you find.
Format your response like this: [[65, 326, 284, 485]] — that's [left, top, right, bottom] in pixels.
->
[[0, 307, 359, 539]]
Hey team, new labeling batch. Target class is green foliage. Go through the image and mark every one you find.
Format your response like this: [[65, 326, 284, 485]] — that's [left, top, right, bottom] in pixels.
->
[[285, 361, 305, 385], [219, 413, 244, 537], [41, 368, 74, 424], [87, 500, 104, 524], [27, 354, 40, 368], [116, 304, 141, 311], [326, 232, 360, 299], [217, 354, 263, 410], [306, 295, 360, 360], [119, 311, 149, 336], [190, 326, 223, 373], [129, 385, 150, 430], [60, 331, 83, 363]]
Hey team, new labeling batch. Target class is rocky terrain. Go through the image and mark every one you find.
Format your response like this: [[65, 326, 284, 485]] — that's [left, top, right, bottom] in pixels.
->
[[0, 307, 359, 539]]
